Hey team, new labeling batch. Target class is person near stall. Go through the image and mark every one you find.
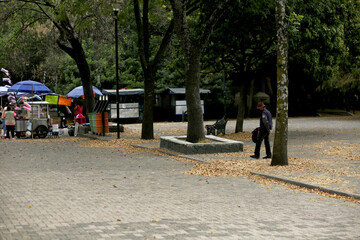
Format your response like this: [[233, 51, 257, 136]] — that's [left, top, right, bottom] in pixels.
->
[[0, 106, 3, 136], [74, 102, 83, 118], [1, 105, 8, 138], [74, 102, 85, 124], [3, 105, 17, 139]]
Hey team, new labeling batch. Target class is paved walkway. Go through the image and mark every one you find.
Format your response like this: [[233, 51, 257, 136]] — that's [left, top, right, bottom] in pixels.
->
[[0, 116, 359, 239]]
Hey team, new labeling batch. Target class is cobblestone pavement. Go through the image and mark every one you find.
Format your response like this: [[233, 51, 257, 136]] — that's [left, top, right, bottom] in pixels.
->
[[0, 116, 360, 239], [131, 115, 360, 196]]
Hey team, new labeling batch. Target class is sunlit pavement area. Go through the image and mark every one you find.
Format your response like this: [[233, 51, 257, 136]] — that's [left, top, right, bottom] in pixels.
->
[[0, 114, 359, 239]]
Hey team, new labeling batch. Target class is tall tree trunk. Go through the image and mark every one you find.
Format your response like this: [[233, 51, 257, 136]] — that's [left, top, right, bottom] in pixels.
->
[[170, 0, 230, 143], [72, 42, 94, 115], [185, 49, 205, 142], [141, 70, 154, 139], [235, 79, 246, 132], [271, 0, 289, 166], [134, 0, 174, 139], [247, 78, 255, 117], [56, 28, 95, 115]]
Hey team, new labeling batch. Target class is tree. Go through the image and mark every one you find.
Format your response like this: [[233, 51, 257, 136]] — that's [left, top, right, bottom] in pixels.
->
[[286, 0, 359, 114], [133, 0, 174, 139], [0, 1, 111, 113], [312, 0, 360, 106], [271, 0, 288, 166], [205, 0, 276, 132], [170, 0, 231, 143]]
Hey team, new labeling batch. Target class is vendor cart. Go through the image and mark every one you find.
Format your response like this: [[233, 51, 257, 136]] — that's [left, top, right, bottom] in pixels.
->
[[15, 101, 52, 138]]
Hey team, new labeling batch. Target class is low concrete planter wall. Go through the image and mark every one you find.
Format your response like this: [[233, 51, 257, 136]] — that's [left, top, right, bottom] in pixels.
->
[[160, 135, 243, 155]]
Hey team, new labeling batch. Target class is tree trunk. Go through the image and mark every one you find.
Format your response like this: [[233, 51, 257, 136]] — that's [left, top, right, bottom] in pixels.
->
[[170, 0, 230, 143], [73, 45, 94, 115], [57, 37, 94, 115], [271, 0, 289, 166], [247, 78, 255, 117], [134, 0, 174, 139], [2, 1, 95, 113], [141, 70, 155, 139], [185, 49, 205, 142], [235, 79, 246, 133], [55, 15, 95, 114]]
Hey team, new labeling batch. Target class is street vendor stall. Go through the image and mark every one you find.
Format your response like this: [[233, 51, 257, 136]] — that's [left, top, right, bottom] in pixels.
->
[[5, 80, 52, 138], [15, 101, 52, 138], [45, 94, 73, 128]]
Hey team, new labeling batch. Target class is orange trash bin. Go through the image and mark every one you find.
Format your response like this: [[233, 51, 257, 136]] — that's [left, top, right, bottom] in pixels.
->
[[95, 112, 109, 134]]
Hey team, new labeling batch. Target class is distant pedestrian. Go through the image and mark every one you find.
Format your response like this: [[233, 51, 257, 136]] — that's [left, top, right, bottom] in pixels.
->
[[251, 102, 272, 159], [3, 105, 16, 139]]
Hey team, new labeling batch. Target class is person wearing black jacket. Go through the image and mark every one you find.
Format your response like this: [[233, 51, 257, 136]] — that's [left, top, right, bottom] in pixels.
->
[[251, 102, 273, 159]]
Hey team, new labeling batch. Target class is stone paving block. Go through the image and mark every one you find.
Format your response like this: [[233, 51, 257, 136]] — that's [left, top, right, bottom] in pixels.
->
[[0, 118, 360, 239]]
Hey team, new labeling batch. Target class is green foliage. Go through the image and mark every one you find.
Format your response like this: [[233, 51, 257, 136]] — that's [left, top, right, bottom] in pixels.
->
[[289, 0, 359, 97], [0, 0, 358, 113], [287, 11, 304, 34], [202, 0, 276, 109]]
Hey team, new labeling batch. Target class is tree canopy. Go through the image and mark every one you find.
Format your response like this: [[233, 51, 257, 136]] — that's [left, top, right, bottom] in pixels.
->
[[0, 0, 358, 123]]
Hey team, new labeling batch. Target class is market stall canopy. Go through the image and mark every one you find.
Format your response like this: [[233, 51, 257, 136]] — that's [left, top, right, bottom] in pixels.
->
[[7, 80, 51, 94], [66, 86, 103, 98], [102, 88, 144, 96], [0, 86, 9, 96], [167, 88, 211, 94]]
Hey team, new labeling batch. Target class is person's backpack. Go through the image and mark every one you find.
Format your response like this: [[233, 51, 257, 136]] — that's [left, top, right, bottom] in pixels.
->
[[251, 127, 259, 143]]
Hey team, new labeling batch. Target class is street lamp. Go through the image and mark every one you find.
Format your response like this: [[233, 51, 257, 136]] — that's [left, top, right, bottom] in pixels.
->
[[114, 7, 120, 139]]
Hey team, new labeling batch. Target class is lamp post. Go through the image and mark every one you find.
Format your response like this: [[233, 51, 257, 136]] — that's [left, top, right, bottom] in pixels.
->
[[114, 7, 120, 139]]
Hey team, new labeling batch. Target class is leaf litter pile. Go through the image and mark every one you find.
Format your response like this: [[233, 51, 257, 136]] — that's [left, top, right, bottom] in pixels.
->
[[79, 127, 360, 203]]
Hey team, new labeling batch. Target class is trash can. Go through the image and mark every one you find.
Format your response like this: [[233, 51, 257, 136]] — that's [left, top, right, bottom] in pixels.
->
[[95, 112, 109, 134], [88, 112, 96, 133], [90, 99, 109, 136]]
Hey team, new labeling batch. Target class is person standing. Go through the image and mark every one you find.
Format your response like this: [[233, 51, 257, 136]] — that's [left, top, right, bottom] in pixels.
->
[[74, 102, 83, 118], [3, 105, 16, 139], [1, 105, 7, 137], [0, 106, 3, 136], [251, 102, 273, 159]]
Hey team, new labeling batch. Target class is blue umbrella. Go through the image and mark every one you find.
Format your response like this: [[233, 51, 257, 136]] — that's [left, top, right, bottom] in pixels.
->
[[66, 86, 103, 98], [7, 80, 51, 94]]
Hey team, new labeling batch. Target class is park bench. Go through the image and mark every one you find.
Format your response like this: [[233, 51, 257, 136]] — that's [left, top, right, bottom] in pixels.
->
[[205, 116, 228, 136]]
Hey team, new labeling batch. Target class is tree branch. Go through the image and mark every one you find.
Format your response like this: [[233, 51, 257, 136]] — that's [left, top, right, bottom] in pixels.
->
[[56, 38, 76, 59], [152, 19, 174, 71], [143, 0, 150, 62], [133, 0, 148, 70], [170, 0, 192, 55], [187, 0, 199, 15], [198, 0, 231, 49], [0, 0, 54, 7]]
